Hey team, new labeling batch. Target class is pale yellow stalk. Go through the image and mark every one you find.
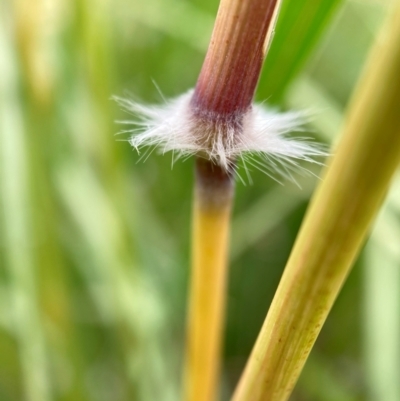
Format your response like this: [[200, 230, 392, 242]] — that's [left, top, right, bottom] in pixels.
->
[[232, 4, 400, 401], [184, 169, 233, 401]]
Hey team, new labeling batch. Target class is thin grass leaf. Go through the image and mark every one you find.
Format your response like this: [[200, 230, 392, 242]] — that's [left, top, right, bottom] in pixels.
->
[[259, 0, 344, 103]]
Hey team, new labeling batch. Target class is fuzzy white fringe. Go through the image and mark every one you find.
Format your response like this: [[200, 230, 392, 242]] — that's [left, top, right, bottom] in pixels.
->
[[115, 90, 327, 182]]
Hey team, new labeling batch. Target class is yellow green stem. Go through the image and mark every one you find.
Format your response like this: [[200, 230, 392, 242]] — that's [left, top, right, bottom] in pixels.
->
[[232, 4, 400, 401], [184, 159, 234, 401]]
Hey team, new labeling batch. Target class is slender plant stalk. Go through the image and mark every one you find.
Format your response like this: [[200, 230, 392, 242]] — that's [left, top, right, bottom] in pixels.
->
[[184, 1, 281, 401], [185, 159, 234, 401], [232, 4, 400, 401]]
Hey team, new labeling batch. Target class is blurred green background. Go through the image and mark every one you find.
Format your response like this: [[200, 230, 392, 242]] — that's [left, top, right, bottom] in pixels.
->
[[0, 0, 399, 400]]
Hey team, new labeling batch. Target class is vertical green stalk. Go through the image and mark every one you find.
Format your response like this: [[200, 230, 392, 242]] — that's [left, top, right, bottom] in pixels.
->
[[184, 160, 234, 401], [232, 3, 400, 401], [12, 0, 91, 398]]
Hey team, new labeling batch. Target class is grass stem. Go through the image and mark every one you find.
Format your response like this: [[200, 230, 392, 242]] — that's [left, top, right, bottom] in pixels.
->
[[232, 4, 400, 401], [184, 158, 234, 401], [184, 1, 283, 400]]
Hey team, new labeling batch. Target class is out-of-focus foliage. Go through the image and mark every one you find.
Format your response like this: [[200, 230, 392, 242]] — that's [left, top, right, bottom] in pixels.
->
[[0, 1, 398, 401], [260, 0, 344, 104]]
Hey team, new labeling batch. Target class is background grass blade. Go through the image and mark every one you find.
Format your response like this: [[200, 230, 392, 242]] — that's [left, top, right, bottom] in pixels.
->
[[364, 179, 400, 401], [258, 0, 344, 103], [0, 10, 51, 401]]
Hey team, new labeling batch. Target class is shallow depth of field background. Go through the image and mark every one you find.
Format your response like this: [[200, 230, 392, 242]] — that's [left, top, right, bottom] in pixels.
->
[[0, 0, 399, 400]]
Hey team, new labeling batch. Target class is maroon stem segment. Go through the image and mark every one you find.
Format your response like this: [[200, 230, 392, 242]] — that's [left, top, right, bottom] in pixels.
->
[[191, 0, 280, 118]]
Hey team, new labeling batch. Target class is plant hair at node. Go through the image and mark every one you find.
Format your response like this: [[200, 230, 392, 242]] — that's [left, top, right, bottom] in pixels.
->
[[114, 90, 328, 183]]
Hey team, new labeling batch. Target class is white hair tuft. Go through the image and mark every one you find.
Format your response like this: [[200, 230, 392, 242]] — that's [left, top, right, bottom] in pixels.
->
[[114, 90, 327, 180]]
